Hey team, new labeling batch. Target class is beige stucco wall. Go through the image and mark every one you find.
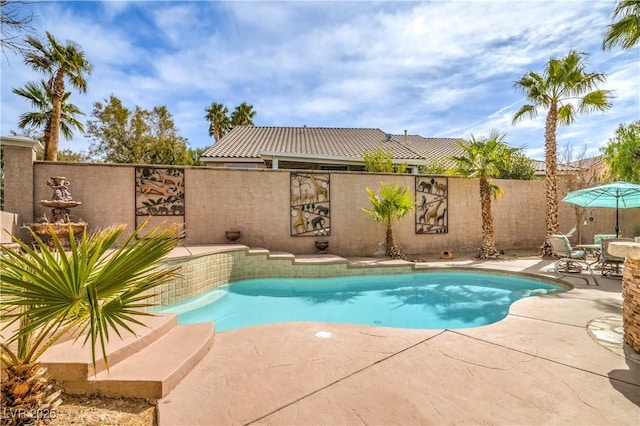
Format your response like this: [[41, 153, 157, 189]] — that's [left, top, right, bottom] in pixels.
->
[[0, 211, 21, 244], [3, 156, 638, 256], [1, 137, 40, 241], [33, 162, 136, 230]]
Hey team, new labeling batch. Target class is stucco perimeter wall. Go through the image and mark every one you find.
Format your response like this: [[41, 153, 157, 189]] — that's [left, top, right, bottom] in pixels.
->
[[33, 163, 136, 231], [162, 168, 557, 255], [21, 162, 638, 256], [0, 211, 21, 244]]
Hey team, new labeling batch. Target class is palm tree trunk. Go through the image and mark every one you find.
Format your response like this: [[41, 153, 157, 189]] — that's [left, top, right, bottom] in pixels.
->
[[1, 362, 62, 425], [214, 122, 222, 142], [385, 225, 399, 258], [479, 178, 498, 258], [47, 70, 65, 161], [43, 120, 52, 152], [542, 101, 560, 256]]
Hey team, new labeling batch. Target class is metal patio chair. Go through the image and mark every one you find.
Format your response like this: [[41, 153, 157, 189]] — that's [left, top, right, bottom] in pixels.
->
[[547, 234, 599, 286], [600, 238, 633, 277]]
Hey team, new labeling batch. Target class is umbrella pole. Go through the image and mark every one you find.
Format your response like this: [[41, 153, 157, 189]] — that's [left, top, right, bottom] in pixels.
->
[[616, 197, 620, 237]]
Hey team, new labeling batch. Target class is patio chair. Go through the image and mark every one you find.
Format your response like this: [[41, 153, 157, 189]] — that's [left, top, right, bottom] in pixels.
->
[[547, 234, 599, 285], [583, 234, 618, 269], [594, 234, 618, 245], [600, 238, 633, 277]]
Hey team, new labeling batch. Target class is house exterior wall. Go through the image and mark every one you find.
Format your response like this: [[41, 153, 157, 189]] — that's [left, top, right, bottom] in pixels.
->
[[3, 151, 638, 256]]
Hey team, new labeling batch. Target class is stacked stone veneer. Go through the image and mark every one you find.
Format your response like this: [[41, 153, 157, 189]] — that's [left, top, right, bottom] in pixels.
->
[[622, 257, 640, 352], [150, 247, 415, 306]]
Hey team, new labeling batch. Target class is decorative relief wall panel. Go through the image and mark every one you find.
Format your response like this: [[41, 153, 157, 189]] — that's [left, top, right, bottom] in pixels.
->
[[415, 176, 448, 234], [290, 172, 330, 236], [135, 167, 185, 232]]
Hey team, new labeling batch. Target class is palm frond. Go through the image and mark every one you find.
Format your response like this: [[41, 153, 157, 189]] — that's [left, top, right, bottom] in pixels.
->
[[361, 182, 414, 227], [557, 103, 576, 126], [0, 221, 180, 371], [511, 104, 538, 124], [603, 0, 640, 50], [579, 90, 615, 113]]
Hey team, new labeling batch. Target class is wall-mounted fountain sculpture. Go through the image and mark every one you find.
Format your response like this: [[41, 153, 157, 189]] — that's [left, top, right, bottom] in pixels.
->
[[29, 176, 87, 246]]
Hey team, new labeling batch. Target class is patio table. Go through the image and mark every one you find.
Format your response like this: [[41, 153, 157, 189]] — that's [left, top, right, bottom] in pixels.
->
[[609, 241, 640, 353]]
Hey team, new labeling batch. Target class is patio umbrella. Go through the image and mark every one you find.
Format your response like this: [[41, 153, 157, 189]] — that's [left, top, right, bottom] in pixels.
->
[[562, 181, 640, 237]]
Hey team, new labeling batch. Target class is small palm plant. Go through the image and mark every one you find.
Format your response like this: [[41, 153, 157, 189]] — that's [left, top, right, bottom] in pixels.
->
[[362, 182, 414, 258], [0, 223, 180, 425]]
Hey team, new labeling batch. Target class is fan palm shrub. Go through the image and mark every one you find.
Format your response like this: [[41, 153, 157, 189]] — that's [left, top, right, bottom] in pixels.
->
[[0, 223, 180, 425], [362, 182, 414, 258], [448, 131, 516, 258]]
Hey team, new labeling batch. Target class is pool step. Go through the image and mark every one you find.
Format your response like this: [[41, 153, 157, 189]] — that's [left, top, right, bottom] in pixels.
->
[[42, 313, 179, 381], [61, 322, 215, 399], [41, 314, 216, 399]]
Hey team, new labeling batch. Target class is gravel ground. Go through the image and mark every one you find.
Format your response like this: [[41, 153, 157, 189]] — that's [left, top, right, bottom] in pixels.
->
[[52, 394, 155, 426]]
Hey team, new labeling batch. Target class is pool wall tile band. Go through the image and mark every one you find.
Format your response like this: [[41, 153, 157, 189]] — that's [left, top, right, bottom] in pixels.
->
[[149, 247, 572, 307], [151, 247, 416, 306]]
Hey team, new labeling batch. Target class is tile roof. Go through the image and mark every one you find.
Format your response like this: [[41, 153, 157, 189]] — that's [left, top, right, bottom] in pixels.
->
[[201, 126, 466, 164], [567, 155, 605, 169], [533, 160, 585, 175], [389, 134, 466, 163]]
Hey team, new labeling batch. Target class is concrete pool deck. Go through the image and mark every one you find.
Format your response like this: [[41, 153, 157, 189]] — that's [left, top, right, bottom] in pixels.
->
[[155, 253, 640, 425]]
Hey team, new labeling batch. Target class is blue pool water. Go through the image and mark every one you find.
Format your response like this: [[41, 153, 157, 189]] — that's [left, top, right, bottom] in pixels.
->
[[157, 272, 568, 331]]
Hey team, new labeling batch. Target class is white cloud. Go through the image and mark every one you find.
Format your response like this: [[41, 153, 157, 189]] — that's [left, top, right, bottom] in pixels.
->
[[1, 0, 636, 161]]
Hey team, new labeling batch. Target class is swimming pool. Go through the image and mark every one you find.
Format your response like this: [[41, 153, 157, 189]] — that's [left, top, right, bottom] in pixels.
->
[[156, 271, 568, 331]]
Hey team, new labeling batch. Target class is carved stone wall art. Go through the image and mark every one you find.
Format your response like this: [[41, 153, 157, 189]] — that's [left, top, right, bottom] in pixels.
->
[[290, 172, 330, 236], [415, 176, 448, 234], [135, 167, 185, 233]]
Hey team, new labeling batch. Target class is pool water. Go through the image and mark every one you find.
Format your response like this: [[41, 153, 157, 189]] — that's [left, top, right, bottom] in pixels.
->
[[157, 272, 567, 331]]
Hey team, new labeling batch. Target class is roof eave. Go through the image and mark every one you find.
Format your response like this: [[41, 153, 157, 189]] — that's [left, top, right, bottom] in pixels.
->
[[259, 151, 424, 166], [199, 156, 263, 164]]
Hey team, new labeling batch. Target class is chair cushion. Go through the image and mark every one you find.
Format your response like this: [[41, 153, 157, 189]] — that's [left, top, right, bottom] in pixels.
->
[[569, 249, 587, 259]]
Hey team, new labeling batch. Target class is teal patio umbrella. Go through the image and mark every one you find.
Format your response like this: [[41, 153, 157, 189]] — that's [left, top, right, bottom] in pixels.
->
[[562, 181, 640, 237]]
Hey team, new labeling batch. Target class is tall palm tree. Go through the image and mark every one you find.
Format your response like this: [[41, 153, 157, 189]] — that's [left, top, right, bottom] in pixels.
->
[[204, 102, 231, 142], [448, 131, 516, 258], [512, 50, 612, 255], [361, 182, 414, 258], [603, 0, 640, 50], [230, 101, 257, 127], [13, 80, 85, 145], [24, 31, 92, 161], [0, 223, 181, 424]]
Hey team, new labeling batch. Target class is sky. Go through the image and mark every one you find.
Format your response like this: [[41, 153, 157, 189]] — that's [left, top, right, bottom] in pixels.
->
[[1, 0, 638, 160]]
